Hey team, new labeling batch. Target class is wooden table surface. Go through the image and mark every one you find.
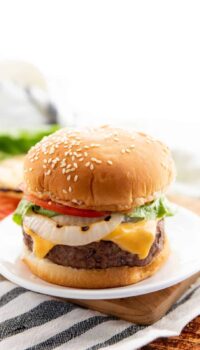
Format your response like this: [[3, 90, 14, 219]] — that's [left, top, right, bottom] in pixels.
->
[[0, 194, 199, 349]]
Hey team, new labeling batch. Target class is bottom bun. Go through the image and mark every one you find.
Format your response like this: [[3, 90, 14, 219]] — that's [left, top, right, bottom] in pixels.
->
[[23, 239, 170, 289]]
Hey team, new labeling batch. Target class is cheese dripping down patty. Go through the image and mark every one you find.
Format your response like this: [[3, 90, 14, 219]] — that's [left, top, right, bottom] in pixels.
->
[[23, 218, 158, 260]]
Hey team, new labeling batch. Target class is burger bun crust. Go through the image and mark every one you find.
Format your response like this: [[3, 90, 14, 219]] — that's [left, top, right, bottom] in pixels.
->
[[24, 127, 175, 212]]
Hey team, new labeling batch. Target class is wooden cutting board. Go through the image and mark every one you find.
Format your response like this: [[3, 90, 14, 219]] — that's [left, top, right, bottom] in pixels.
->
[[67, 195, 200, 325]]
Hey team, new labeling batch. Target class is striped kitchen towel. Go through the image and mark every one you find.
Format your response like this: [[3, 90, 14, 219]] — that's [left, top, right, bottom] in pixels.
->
[[0, 278, 200, 350]]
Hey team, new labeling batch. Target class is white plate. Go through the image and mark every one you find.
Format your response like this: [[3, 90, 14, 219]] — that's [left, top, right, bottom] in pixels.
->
[[0, 206, 200, 300]]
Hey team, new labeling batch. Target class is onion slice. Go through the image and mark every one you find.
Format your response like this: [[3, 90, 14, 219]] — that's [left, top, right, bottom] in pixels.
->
[[51, 214, 104, 226], [23, 211, 123, 246]]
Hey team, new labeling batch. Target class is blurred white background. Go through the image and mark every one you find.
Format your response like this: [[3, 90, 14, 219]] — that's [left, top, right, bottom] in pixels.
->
[[0, 0, 199, 193], [0, 1, 199, 123]]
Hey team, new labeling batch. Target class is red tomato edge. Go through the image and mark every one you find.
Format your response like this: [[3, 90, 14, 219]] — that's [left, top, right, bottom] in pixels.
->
[[24, 194, 107, 218]]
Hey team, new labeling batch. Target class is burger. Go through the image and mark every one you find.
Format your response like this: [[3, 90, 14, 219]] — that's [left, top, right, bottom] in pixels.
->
[[13, 126, 175, 289]]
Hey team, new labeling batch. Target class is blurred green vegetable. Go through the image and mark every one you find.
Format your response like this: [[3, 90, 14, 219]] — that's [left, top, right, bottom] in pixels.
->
[[0, 125, 59, 160]]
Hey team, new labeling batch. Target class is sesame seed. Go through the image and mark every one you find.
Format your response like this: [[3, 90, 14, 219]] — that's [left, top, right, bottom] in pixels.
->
[[45, 169, 51, 175], [84, 145, 89, 149], [71, 198, 79, 204], [63, 189, 68, 194], [130, 144, 135, 148], [29, 168, 33, 171], [69, 186, 72, 193], [162, 148, 168, 154], [66, 169, 72, 174], [125, 148, 131, 153], [121, 149, 126, 154], [43, 159, 47, 163], [73, 163, 78, 168], [66, 167, 76, 173], [91, 157, 102, 164], [71, 156, 75, 161], [107, 160, 113, 165], [161, 161, 168, 169], [62, 169, 66, 174], [53, 157, 60, 163], [113, 137, 119, 142], [85, 162, 91, 167], [84, 152, 88, 157], [49, 147, 55, 155], [78, 157, 84, 162], [67, 175, 71, 181], [66, 164, 72, 169], [74, 175, 78, 182]]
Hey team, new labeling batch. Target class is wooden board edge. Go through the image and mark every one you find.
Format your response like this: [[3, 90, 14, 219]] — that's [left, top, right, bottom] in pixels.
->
[[66, 272, 200, 325]]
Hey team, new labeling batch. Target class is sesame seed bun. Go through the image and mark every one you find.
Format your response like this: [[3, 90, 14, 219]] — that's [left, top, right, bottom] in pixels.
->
[[22, 238, 170, 289], [24, 126, 175, 212]]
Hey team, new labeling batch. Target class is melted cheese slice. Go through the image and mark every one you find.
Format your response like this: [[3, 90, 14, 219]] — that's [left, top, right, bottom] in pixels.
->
[[104, 220, 157, 259], [24, 220, 157, 260], [24, 225, 55, 259]]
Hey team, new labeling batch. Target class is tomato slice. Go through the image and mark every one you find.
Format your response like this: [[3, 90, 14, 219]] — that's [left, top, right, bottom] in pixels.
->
[[24, 194, 107, 218]]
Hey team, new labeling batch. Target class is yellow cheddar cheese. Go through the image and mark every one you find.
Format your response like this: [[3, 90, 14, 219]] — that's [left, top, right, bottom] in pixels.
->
[[24, 225, 55, 259], [104, 220, 157, 259], [24, 220, 157, 260]]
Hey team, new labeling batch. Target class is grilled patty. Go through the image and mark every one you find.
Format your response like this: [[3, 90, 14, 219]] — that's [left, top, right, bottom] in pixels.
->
[[23, 220, 165, 269]]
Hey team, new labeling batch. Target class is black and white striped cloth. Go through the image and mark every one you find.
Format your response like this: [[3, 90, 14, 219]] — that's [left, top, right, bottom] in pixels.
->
[[0, 278, 200, 350]]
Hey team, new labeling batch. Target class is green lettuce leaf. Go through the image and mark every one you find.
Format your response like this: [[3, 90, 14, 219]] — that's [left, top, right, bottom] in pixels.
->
[[13, 199, 59, 225], [126, 196, 175, 220], [33, 206, 58, 218], [13, 199, 33, 225]]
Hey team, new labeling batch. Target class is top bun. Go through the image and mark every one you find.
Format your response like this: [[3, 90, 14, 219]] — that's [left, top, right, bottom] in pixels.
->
[[24, 126, 175, 212]]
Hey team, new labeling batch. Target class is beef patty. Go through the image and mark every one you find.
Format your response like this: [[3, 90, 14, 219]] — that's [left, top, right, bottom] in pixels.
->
[[23, 220, 165, 269]]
